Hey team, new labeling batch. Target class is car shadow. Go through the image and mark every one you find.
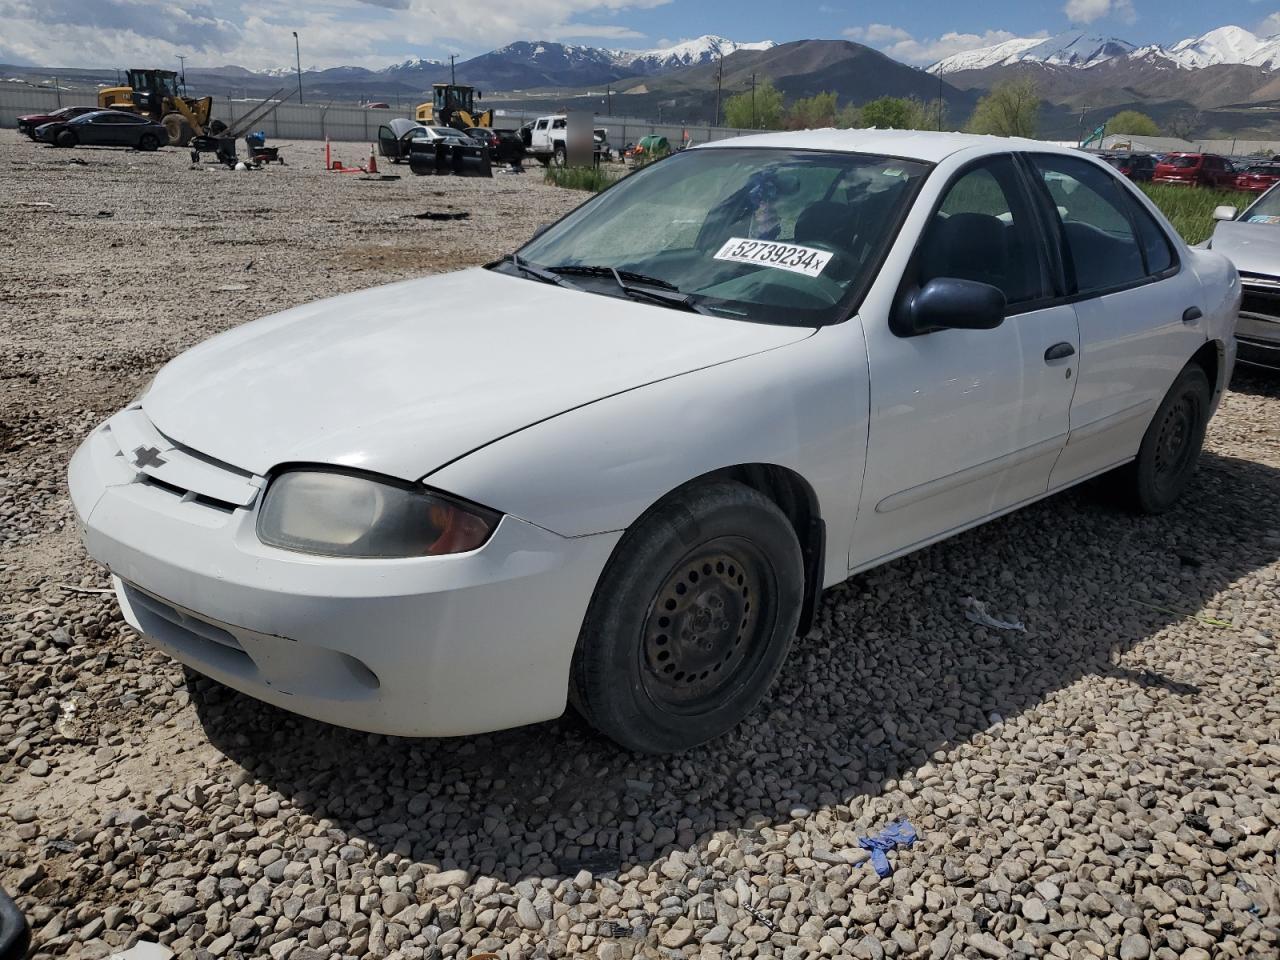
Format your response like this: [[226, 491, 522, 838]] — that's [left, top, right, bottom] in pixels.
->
[[1229, 365, 1280, 400], [187, 448, 1279, 886]]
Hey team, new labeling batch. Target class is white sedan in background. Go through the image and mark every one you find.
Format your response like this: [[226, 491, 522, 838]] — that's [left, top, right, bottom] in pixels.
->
[[70, 130, 1240, 753]]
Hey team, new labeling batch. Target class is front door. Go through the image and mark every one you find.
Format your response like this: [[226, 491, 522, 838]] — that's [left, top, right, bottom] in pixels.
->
[[1023, 154, 1208, 489], [852, 154, 1080, 570]]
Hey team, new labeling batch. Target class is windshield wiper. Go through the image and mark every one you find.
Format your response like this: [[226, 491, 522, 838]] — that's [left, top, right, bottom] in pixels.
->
[[505, 253, 572, 287], [549, 264, 709, 314], [549, 264, 680, 291]]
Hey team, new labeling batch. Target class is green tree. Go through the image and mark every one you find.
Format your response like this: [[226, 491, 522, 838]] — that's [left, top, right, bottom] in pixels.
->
[[1106, 109, 1159, 137], [785, 91, 839, 129], [856, 95, 938, 131], [965, 78, 1041, 138], [723, 77, 784, 129]]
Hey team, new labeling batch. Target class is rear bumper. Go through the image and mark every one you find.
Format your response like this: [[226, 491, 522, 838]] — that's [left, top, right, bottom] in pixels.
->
[[69, 420, 620, 737]]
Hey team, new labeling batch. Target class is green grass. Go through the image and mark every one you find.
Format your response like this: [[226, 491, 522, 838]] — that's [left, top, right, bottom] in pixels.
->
[[543, 164, 624, 193], [1139, 183, 1253, 245]]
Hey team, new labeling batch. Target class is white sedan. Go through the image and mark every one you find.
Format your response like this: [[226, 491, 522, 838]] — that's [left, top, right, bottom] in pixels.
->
[[69, 130, 1240, 753]]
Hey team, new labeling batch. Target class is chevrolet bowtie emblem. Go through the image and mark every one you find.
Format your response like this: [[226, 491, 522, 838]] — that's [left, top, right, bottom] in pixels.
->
[[132, 445, 167, 469]]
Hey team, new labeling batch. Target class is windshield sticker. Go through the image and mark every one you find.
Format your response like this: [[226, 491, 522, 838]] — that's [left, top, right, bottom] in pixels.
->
[[1247, 215, 1280, 224], [713, 238, 834, 278]]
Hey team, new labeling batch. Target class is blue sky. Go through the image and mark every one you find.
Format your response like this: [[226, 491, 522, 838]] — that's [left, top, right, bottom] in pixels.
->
[[2, 0, 1277, 71]]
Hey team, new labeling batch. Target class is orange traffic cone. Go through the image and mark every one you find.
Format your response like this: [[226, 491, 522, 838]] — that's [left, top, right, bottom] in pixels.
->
[[367, 144, 378, 174]]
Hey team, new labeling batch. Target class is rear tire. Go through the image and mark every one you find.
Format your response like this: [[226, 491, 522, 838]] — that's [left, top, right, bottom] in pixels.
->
[[56, 130, 77, 148], [1123, 364, 1211, 514], [161, 113, 193, 146], [553, 143, 566, 167], [570, 480, 804, 753]]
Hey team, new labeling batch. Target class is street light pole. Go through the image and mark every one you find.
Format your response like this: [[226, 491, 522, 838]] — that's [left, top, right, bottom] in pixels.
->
[[450, 54, 457, 85], [176, 54, 187, 95], [293, 31, 303, 104], [750, 72, 756, 128], [714, 51, 723, 127]]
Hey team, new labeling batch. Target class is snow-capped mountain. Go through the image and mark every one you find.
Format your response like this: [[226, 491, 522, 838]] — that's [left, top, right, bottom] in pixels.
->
[[928, 32, 1135, 74], [929, 23, 1280, 74], [619, 36, 776, 73]]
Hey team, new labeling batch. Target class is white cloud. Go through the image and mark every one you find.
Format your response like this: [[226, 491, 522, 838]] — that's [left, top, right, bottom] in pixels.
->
[[0, 0, 673, 71], [1259, 12, 1280, 36], [1063, 0, 1135, 26], [843, 24, 1048, 65]]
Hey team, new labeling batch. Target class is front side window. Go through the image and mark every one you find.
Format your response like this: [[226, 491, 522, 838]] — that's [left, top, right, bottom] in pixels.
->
[[1030, 155, 1148, 294], [505, 147, 930, 326], [916, 155, 1050, 306]]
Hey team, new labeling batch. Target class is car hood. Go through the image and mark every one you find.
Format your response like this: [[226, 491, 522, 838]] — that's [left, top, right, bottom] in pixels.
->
[[143, 268, 812, 480], [1209, 220, 1280, 276]]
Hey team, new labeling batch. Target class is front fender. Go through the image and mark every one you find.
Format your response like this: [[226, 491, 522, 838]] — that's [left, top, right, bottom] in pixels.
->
[[427, 322, 870, 588]]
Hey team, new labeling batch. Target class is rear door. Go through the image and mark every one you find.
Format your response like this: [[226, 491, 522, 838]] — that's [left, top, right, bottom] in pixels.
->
[[852, 154, 1080, 568], [1024, 153, 1206, 489]]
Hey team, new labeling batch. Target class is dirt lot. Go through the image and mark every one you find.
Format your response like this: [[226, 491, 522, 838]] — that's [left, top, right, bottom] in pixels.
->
[[1, 127, 1278, 960]]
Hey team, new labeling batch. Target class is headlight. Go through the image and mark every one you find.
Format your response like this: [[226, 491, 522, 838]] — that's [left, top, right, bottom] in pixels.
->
[[257, 469, 499, 558]]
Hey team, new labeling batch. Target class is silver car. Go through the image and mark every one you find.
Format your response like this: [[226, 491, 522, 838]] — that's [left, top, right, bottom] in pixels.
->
[[1207, 188, 1280, 370]]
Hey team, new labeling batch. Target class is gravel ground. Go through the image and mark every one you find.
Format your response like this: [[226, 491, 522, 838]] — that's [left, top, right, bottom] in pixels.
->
[[1, 128, 1278, 960]]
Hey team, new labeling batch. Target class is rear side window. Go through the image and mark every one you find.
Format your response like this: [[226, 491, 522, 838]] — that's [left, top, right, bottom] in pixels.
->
[[1030, 155, 1153, 294], [1129, 201, 1175, 275], [917, 155, 1050, 306]]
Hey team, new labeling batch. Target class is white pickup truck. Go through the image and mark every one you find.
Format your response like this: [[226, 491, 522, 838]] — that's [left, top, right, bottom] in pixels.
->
[[521, 114, 611, 165]]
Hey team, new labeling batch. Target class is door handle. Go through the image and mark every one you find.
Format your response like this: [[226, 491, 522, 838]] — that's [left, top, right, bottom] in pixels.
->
[[1182, 306, 1203, 325], [1044, 342, 1076, 363]]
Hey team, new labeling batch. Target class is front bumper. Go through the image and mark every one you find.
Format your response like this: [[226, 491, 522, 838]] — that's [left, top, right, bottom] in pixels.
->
[[69, 413, 620, 737], [1238, 278, 1280, 372]]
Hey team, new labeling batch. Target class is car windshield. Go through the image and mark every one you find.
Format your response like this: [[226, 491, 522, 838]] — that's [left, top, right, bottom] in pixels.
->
[[503, 147, 930, 326], [1167, 156, 1200, 168], [1242, 187, 1280, 224]]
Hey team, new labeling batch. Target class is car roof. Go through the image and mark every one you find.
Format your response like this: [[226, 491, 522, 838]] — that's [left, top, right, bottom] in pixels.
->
[[696, 128, 1086, 164]]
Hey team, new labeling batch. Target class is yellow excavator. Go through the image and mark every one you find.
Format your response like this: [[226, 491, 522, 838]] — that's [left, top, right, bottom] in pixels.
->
[[97, 68, 223, 146], [415, 83, 493, 131]]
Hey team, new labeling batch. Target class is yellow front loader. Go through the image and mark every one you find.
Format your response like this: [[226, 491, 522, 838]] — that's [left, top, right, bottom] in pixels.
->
[[98, 68, 222, 146], [415, 83, 493, 131]]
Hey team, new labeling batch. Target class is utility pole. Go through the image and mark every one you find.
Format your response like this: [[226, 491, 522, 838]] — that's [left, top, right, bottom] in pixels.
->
[[936, 63, 943, 130], [450, 54, 457, 85], [292, 32, 303, 104], [1077, 104, 1089, 145], [606, 84, 612, 115], [750, 72, 756, 128], [176, 54, 187, 95], [714, 51, 724, 127]]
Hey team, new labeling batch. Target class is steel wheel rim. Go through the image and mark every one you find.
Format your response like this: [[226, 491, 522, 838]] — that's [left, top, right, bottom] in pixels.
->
[[639, 536, 776, 715], [1152, 393, 1197, 495]]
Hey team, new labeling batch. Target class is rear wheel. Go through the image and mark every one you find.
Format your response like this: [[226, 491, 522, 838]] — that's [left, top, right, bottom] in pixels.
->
[[55, 129, 77, 148], [553, 143, 566, 167], [570, 480, 804, 753], [1123, 364, 1211, 514], [161, 113, 193, 146]]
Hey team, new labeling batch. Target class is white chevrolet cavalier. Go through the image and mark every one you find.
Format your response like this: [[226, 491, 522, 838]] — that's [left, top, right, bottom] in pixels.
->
[[70, 130, 1241, 753]]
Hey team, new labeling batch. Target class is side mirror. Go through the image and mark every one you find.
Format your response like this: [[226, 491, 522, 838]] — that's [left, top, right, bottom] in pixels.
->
[[1212, 205, 1237, 222], [895, 277, 1006, 337]]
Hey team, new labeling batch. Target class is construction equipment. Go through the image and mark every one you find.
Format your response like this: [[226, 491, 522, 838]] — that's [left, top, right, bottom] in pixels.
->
[[190, 86, 295, 167], [415, 84, 492, 132], [97, 68, 222, 146]]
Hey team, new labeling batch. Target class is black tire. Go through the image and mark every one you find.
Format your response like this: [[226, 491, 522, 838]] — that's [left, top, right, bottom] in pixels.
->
[[138, 133, 160, 152], [553, 143, 566, 167], [570, 480, 804, 753], [55, 129, 76, 148], [161, 113, 192, 146], [1125, 364, 1211, 514]]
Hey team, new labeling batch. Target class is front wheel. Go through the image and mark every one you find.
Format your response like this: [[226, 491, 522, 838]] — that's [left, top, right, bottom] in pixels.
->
[[56, 130, 77, 148], [1124, 364, 1211, 514], [570, 480, 804, 753]]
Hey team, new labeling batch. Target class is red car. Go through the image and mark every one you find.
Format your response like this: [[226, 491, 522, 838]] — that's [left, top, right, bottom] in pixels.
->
[[1152, 153, 1234, 188], [1234, 163, 1280, 193], [16, 105, 98, 138]]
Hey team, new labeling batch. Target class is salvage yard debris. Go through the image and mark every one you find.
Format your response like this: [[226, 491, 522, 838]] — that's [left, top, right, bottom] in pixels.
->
[[961, 595, 1027, 632], [857, 819, 918, 879]]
